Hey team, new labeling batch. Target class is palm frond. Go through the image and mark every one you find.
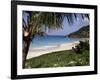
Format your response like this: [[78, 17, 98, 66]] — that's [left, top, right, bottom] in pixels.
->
[[22, 11, 89, 37]]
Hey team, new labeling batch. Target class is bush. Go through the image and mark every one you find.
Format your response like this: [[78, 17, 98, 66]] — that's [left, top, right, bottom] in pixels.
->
[[79, 40, 89, 50]]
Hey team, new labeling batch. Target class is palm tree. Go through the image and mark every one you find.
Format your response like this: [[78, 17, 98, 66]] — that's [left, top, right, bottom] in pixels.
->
[[22, 11, 89, 68]]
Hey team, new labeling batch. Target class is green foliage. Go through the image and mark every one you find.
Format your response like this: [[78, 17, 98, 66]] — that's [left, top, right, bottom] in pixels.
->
[[23, 11, 89, 38], [79, 40, 89, 50], [25, 46, 89, 68]]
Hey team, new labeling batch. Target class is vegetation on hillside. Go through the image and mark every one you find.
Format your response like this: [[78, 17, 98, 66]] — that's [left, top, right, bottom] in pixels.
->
[[68, 25, 89, 38]]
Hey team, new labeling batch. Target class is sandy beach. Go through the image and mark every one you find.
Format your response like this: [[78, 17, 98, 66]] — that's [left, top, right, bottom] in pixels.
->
[[26, 41, 80, 59]]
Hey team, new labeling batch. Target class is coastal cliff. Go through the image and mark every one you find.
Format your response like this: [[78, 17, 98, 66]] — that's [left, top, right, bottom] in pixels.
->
[[68, 25, 89, 38]]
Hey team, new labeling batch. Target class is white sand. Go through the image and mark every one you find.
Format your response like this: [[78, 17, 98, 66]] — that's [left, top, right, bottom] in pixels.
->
[[26, 41, 80, 59]]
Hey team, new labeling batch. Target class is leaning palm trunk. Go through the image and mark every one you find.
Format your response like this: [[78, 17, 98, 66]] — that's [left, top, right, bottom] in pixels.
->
[[23, 40, 30, 68], [23, 31, 31, 68]]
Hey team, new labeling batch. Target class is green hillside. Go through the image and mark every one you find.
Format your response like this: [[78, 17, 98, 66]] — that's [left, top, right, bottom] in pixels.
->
[[68, 25, 89, 38]]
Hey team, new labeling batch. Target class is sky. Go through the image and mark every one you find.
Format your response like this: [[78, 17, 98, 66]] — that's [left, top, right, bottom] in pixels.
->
[[23, 12, 89, 36], [47, 15, 89, 36]]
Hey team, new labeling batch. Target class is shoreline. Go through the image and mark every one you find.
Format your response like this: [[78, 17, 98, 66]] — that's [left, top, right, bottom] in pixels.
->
[[26, 41, 80, 59]]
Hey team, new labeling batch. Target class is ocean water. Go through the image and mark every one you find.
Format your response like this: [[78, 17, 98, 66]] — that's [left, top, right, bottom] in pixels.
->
[[30, 35, 80, 48]]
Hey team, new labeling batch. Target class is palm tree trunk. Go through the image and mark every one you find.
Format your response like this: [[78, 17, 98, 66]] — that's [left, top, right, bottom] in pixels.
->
[[23, 37, 31, 68]]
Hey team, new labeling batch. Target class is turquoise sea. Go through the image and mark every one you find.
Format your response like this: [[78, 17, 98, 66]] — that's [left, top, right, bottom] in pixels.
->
[[30, 35, 80, 48]]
